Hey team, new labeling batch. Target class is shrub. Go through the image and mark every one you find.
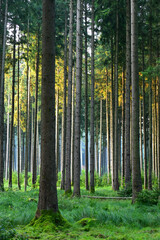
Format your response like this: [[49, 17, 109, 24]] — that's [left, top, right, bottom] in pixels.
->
[[118, 184, 132, 197], [136, 189, 160, 206]]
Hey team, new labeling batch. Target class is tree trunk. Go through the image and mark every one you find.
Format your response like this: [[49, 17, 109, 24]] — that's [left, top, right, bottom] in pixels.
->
[[131, 0, 142, 203], [5, 94, 10, 180], [0, 0, 8, 191], [55, 89, 59, 180], [61, 5, 67, 190], [71, 64, 75, 185], [32, 28, 40, 186], [73, 0, 83, 196], [99, 99, 102, 177], [36, 0, 58, 217], [9, 24, 16, 189], [148, 0, 152, 190], [17, 40, 21, 190], [89, 0, 95, 193], [113, 0, 119, 191], [125, 0, 131, 188], [139, 93, 143, 173], [106, 72, 110, 183], [142, 44, 147, 189], [95, 120, 98, 174], [121, 67, 125, 186], [65, 0, 73, 194], [85, 0, 89, 190]]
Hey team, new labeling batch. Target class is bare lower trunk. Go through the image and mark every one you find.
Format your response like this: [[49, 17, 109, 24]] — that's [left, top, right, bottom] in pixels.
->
[[55, 90, 59, 180], [71, 65, 75, 185], [99, 99, 102, 177], [5, 95, 10, 180], [121, 67, 125, 186], [106, 73, 110, 183]]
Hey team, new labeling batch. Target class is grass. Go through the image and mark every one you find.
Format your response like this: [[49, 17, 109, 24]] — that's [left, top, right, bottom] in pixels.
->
[[0, 183, 160, 239]]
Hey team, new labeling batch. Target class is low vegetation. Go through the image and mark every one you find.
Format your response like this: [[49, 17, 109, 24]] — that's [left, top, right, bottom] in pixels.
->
[[0, 176, 160, 239]]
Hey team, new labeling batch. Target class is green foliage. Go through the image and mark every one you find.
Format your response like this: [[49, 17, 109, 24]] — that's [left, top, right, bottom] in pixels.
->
[[118, 184, 132, 197], [136, 189, 160, 206]]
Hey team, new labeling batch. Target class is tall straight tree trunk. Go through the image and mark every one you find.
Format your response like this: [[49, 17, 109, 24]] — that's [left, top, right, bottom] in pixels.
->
[[158, 75, 160, 189], [90, 0, 95, 193], [99, 99, 102, 177], [65, 0, 73, 194], [73, 0, 83, 196], [113, 0, 119, 191], [131, 0, 142, 203], [106, 72, 110, 183], [95, 120, 98, 173], [9, 25, 16, 188], [0, 0, 8, 191], [71, 64, 75, 185], [5, 95, 10, 180], [61, 5, 67, 190], [139, 94, 143, 173], [36, 0, 58, 217], [85, 0, 89, 190], [32, 29, 40, 186], [17, 41, 21, 190], [148, 0, 152, 190], [142, 45, 147, 189], [110, 38, 114, 188], [55, 89, 59, 179], [121, 67, 125, 186], [125, 0, 131, 188]]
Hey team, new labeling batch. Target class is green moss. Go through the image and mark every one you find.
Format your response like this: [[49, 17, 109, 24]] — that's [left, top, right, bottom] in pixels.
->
[[29, 210, 70, 233], [77, 217, 96, 227]]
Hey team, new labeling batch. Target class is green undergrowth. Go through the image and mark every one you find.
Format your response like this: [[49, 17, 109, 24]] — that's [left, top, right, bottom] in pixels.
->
[[0, 186, 160, 239]]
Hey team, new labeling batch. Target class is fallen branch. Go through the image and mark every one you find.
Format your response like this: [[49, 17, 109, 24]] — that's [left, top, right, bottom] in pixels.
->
[[82, 195, 132, 200]]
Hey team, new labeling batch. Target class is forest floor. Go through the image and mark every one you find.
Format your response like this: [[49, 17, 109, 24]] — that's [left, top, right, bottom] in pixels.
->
[[0, 184, 160, 240]]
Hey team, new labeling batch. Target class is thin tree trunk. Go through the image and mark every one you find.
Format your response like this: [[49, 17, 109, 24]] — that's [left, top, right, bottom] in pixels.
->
[[73, 0, 83, 196], [121, 67, 125, 186], [90, 0, 95, 193], [5, 94, 10, 180], [85, 0, 89, 190], [36, 0, 58, 217], [106, 72, 110, 183], [9, 25, 16, 189], [65, 0, 73, 194], [55, 89, 59, 180], [99, 99, 102, 177], [113, 0, 119, 191], [139, 93, 143, 173], [17, 40, 21, 190], [158, 75, 160, 189], [148, 0, 152, 190], [71, 64, 75, 185], [131, 0, 142, 203], [61, 5, 67, 190], [95, 120, 98, 174], [142, 44, 147, 189], [32, 29, 39, 186], [125, 0, 131, 188], [0, 0, 8, 191]]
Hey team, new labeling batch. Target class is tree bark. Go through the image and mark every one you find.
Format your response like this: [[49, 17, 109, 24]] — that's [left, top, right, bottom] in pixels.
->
[[0, 0, 8, 191], [9, 24, 16, 189], [36, 0, 58, 217], [125, 0, 131, 189], [85, 0, 89, 190], [121, 67, 125, 186], [71, 64, 75, 185], [106, 72, 110, 183], [65, 0, 73, 194], [131, 0, 142, 203], [55, 89, 59, 180], [32, 28, 40, 186], [90, 0, 95, 193], [61, 5, 67, 190], [99, 99, 102, 177], [73, 0, 83, 196]]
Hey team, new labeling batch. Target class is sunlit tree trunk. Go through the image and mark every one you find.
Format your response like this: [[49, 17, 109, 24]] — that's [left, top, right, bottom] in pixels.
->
[[55, 89, 59, 180], [121, 67, 125, 186], [61, 4, 67, 190], [5, 95, 10, 180], [99, 99, 102, 177], [32, 28, 40, 186], [139, 93, 143, 173], [106, 72, 110, 183], [131, 0, 142, 203], [9, 24, 16, 189], [95, 120, 98, 174], [71, 64, 75, 185]]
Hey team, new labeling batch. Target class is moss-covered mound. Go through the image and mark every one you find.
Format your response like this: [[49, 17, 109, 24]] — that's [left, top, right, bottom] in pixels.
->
[[29, 210, 70, 232]]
